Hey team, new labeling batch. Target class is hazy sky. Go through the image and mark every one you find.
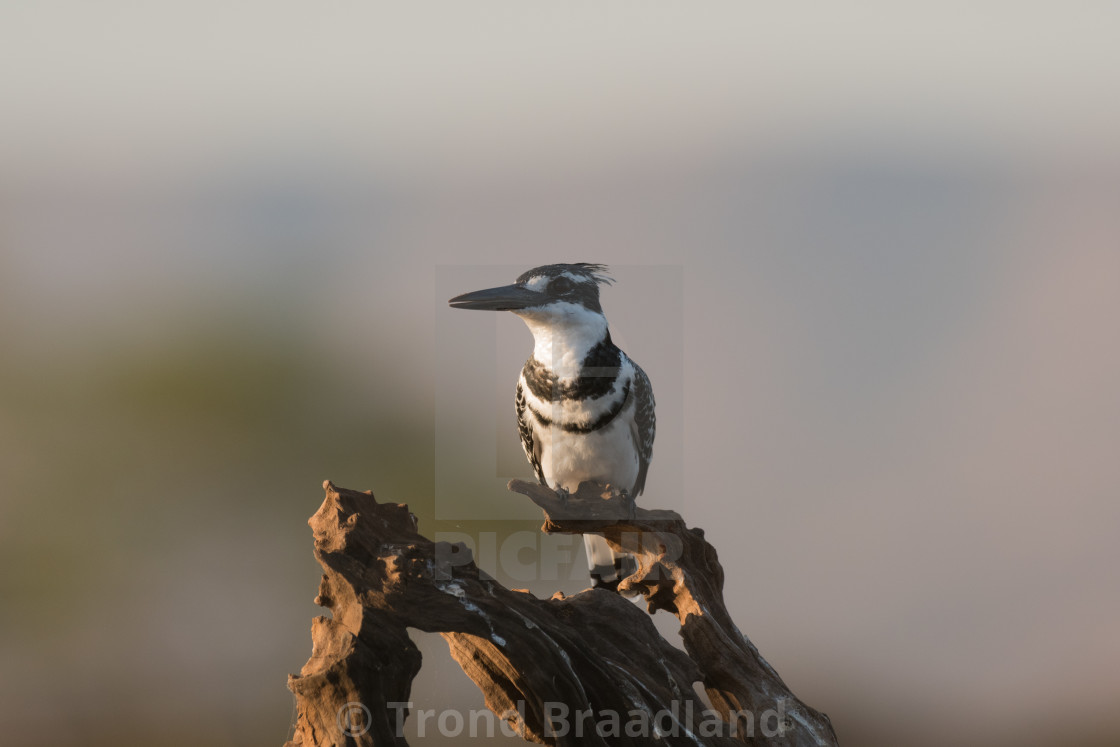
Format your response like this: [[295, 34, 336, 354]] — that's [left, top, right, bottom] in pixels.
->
[[3, 2, 1120, 180]]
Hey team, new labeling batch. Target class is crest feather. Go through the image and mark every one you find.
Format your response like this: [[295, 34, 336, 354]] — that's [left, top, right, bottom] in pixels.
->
[[516, 263, 614, 286]]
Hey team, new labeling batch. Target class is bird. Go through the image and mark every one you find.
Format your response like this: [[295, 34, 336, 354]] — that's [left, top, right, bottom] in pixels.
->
[[449, 263, 655, 591]]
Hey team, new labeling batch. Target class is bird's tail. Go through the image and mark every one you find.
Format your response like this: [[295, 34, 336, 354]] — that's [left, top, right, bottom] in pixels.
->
[[584, 534, 635, 591]]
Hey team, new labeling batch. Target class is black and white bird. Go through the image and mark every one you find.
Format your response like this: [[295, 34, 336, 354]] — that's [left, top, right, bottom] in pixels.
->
[[449, 263, 655, 591]]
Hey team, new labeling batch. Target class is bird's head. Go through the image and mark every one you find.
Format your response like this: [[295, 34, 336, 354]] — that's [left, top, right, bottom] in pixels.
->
[[448, 263, 614, 322]]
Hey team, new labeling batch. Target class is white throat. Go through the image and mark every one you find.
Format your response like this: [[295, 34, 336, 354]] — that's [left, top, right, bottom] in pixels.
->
[[514, 302, 608, 378]]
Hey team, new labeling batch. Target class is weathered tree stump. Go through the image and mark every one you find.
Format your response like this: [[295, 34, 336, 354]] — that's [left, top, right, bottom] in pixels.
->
[[285, 480, 838, 746]]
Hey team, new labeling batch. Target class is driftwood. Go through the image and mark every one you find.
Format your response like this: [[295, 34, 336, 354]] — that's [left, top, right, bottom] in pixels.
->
[[285, 480, 838, 746]]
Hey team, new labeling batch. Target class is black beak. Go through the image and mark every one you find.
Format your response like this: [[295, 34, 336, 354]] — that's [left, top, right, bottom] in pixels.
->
[[448, 283, 542, 311]]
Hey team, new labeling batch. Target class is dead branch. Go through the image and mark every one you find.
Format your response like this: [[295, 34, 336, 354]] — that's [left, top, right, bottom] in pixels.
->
[[285, 480, 837, 746]]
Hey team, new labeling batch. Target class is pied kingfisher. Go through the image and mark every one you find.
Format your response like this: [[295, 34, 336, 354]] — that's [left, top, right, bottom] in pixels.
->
[[449, 263, 655, 591]]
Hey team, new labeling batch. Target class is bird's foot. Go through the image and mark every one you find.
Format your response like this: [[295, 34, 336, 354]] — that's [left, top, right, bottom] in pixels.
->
[[590, 556, 638, 593], [590, 573, 622, 593], [620, 488, 636, 519], [616, 554, 637, 580]]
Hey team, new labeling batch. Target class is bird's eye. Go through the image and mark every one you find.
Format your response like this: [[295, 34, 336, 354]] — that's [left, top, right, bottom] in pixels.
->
[[550, 277, 574, 293]]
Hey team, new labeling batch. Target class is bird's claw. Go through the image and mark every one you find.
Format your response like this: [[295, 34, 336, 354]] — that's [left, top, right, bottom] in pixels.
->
[[620, 488, 636, 519]]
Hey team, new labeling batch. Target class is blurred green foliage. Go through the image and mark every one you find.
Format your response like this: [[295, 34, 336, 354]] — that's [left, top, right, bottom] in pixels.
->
[[0, 308, 548, 745]]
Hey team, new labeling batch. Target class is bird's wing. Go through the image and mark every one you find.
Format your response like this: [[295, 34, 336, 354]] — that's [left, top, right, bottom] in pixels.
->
[[516, 377, 546, 485], [629, 361, 656, 496]]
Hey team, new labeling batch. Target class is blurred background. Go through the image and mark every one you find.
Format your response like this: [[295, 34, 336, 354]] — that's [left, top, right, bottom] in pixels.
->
[[2, 3, 1119, 745]]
